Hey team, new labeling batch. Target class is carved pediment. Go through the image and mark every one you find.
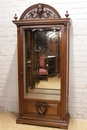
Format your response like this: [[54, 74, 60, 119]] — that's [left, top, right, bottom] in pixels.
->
[[20, 3, 61, 20]]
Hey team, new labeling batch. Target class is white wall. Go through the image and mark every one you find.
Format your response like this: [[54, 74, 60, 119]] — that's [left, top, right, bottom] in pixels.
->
[[0, 0, 87, 119]]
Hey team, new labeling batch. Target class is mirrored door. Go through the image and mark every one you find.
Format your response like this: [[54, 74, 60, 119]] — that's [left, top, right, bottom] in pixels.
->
[[23, 27, 61, 96]]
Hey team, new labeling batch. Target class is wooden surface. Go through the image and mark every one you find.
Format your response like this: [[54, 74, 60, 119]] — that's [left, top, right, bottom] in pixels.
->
[[25, 88, 60, 100], [25, 93, 60, 100], [13, 3, 71, 129]]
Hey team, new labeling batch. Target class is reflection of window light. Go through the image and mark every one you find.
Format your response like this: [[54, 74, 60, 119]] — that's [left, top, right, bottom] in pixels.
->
[[39, 29, 43, 31], [52, 35, 58, 39], [46, 32, 52, 36], [32, 29, 36, 31], [53, 29, 56, 32], [57, 28, 61, 31], [59, 31, 61, 38], [49, 32, 56, 38]]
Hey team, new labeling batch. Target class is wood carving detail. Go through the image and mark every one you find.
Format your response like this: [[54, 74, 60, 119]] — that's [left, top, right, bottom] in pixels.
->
[[23, 3, 59, 20], [35, 102, 49, 115]]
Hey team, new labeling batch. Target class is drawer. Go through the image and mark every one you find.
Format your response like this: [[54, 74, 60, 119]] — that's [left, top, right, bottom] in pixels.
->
[[25, 100, 60, 116]]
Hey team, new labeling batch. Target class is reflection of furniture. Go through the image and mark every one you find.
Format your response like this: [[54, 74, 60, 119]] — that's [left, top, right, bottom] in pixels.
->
[[13, 3, 71, 129], [38, 55, 48, 80]]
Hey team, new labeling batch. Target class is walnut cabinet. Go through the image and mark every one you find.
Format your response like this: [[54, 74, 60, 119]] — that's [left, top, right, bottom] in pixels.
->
[[13, 3, 71, 129]]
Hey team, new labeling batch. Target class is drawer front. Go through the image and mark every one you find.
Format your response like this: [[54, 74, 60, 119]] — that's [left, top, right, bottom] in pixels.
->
[[25, 100, 60, 116]]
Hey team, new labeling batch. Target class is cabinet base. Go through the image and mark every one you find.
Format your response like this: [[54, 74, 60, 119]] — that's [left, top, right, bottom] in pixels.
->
[[16, 114, 70, 129]]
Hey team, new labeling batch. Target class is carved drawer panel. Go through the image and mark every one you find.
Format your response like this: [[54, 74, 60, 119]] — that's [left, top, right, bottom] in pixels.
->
[[25, 101, 60, 116]]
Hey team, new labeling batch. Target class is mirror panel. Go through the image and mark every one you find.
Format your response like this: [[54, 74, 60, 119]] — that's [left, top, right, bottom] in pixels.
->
[[23, 28, 61, 94]]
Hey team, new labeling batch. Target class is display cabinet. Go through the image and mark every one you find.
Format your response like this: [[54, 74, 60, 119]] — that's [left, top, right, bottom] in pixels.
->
[[13, 3, 71, 129]]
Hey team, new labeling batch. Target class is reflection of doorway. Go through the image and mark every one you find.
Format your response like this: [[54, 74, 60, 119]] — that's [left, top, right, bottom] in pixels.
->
[[48, 36, 60, 76], [47, 56, 56, 76]]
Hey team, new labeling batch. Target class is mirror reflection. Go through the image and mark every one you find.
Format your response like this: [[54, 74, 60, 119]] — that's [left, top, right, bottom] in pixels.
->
[[25, 28, 61, 92]]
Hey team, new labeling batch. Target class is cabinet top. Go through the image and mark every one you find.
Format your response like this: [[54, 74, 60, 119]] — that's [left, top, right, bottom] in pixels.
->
[[13, 3, 72, 26]]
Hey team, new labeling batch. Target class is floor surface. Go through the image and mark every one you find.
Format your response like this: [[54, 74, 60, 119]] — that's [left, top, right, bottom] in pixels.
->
[[0, 111, 87, 130]]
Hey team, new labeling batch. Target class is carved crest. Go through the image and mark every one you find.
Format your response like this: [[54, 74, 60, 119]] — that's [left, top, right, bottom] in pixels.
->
[[20, 3, 61, 20], [35, 102, 49, 115]]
